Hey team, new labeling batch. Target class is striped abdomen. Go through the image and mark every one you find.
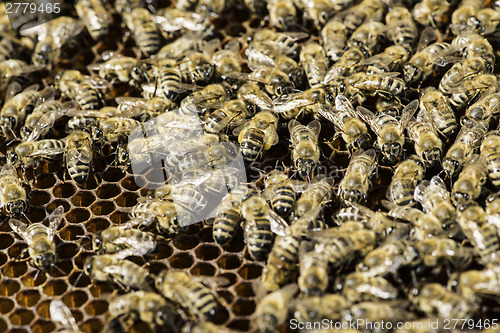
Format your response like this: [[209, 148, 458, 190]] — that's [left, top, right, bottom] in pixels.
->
[[240, 128, 265, 162], [177, 279, 219, 320], [159, 67, 182, 100], [75, 82, 101, 110], [336, 207, 367, 223], [65, 131, 92, 184], [245, 217, 274, 261], [213, 207, 241, 245], [270, 184, 295, 217]]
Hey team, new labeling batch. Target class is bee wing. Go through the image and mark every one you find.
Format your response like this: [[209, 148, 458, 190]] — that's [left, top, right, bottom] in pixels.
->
[[446, 79, 492, 94], [264, 129, 279, 147], [27, 113, 56, 142], [1, 164, 18, 177], [50, 300, 79, 331], [35, 86, 56, 108], [413, 180, 430, 205], [154, 14, 184, 32], [245, 47, 276, 70], [221, 72, 250, 82], [9, 219, 31, 243], [268, 210, 290, 236], [307, 120, 321, 138], [273, 94, 314, 114], [345, 200, 373, 218], [48, 206, 64, 240], [5, 82, 22, 101], [416, 26, 438, 52], [239, 91, 274, 111], [194, 275, 231, 288], [335, 94, 355, 117], [86, 75, 112, 90], [232, 120, 251, 137], [429, 175, 449, 195], [399, 100, 419, 130], [53, 19, 85, 45], [355, 106, 379, 134], [27, 147, 66, 158]]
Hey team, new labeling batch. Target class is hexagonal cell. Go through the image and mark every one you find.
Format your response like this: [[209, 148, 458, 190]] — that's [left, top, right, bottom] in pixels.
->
[[198, 227, 214, 242], [25, 206, 46, 222], [148, 262, 168, 276], [68, 270, 91, 287], [96, 183, 121, 199], [71, 309, 84, 323], [120, 176, 140, 191], [228, 319, 250, 332], [238, 263, 262, 280], [59, 224, 85, 241], [79, 174, 99, 190], [0, 318, 7, 333], [0, 297, 14, 314], [21, 270, 47, 287], [63, 290, 89, 308], [8, 242, 28, 260], [16, 289, 41, 307], [173, 235, 199, 250], [48, 260, 73, 278], [90, 201, 115, 215], [84, 300, 108, 316], [101, 167, 126, 182], [89, 282, 114, 297], [42, 279, 67, 296], [0, 233, 14, 249], [36, 300, 52, 318], [47, 200, 71, 214], [0, 279, 20, 296], [1, 261, 28, 278], [190, 262, 217, 276], [31, 319, 56, 333], [217, 272, 238, 287], [29, 190, 51, 206], [150, 243, 173, 260], [130, 321, 154, 333], [71, 191, 96, 207], [9, 308, 35, 326], [85, 218, 110, 233], [52, 183, 77, 198], [169, 252, 194, 269], [195, 244, 220, 261], [80, 319, 104, 333], [109, 210, 129, 224], [232, 299, 255, 316], [115, 191, 139, 207], [0, 253, 6, 266], [66, 208, 91, 223], [234, 282, 255, 298], [213, 304, 230, 325], [223, 232, 245, 253], [216, 290, 234, 305], [57, 243, 80, 259], [217, 254, 242, 270], [35, 174, 57, 189]]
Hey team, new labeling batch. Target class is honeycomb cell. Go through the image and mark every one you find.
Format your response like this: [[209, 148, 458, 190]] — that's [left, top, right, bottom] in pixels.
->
[[217, 254, 242, 270], [66, 208, 91, 223], [228, 319, 250, 332], [169, 252, 194, 269], [218, 272, 238, 286], [0, 253, 6, 266], [238, 264, 262, 280], [85, 218, 110, 233], [217, 290, 234, 305], [195, 244, 220, 260], [53, 183, 77, 198], [96, 183, 122, 199], [91, 201, 115, 215], [109, 210, 129, 224], [84, 300, 108, 316], [0, 233, 14, 249], [234, 282, 255, 298], [120, 176, 140, 191], [8, 242, 28, 260], [0, 279, 20, 296], [42, 279, 67, 296], [89, 282, 113, 297], [35, 174, 56, 189], [80, 319, 104, 333], [21, 270, 47, 287], [68, 270, 91, 287], [47, 200, 71, 214], [80, 174, 99, 190], [115, 191, 139, 207], [0, 318, 7, 332], [130, 321, 154, 333], [198, 227, 214, 242], [36, 300, 52, 318], [2, 261, 28, 278], [173, 235, 199, 250], [26, 207, 47, 222], [148, 262, 168, 275], [102, 167, 126, 182], [71, 309, 84, 323], [232, 299, 255, 316], [59, 224, 85, 241], [10, 329, 29, 333], [213, 304, 230, 325], [71, 191, 96, 207], [190, 262, 217, 276], [48, 260, 73, 277], [9, 308, 35, 326], [150, 243, 173, 260], [31, 320, 56, 333], [58, 243, 80, 259], [28, 190, 51, 206], [0, 297, 14, 313], [16, 289, 41, 307], [63, 290, 89, 308]]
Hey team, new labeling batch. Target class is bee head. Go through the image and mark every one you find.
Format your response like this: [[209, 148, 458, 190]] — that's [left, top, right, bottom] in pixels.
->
[[117, 145, 129, 165], [382, 142, 402, 163], [6, 149, 18, 166], [342, 189, 365, 204], [6, 200, 27, 219], [422, 148, 441, 166], [92, 234, 103, 251], [353, 133, 371, 150], [92, 126, 104, 141], [276, 82, 294, 96], [296, 158, 315, 179], [35, 252, 55, 271]]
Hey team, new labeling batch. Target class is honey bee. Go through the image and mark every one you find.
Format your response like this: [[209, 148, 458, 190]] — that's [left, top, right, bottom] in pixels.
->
[[241, 193, 290, 261], [415, 238, 473, 269], [88, 54, 141, 85], [412, 0, 453, 27], [113, 0, 150, 14], [342, 272, 399, 302], [318, 95, 371, 151], [420, 87, 458, 137], [358, 239, 420, 276], [84, 254, 151, 291], [262, 234, 300, 291], [213, 184, 248, 245], [176, 142, 238, 175], [246, 67, 295, 97], [108, 291, 175, 327], [57, 70, 105, 111], [385, 201, 444, 240], [452, 154, 488, 206], [321, 20, 347, 62], [92, 226, 156, 257], [338, 0, 385, 34], [130, 198, 187, 234], [385, 5, 418, 50], [123, 8, 160, 56], [9, 206, 64, 271], [387, 155, 426, 206], [180, 83, 232, 115], [273, 87, 328, 120], [481, 131, 500, 189], [348, 72, 406, 101], [449, 74, 499, 110], [346, 301, 413, 325], [7, 139, 66, 168], [457, 265, 500, 299], [94, 116, 141, 144], [204, 99, 254, 134], [234, 111, 279, 162], [298, 243, 330, 295], [0, 84, 40, 135], [412, 283, 478, 319], [296, 175, 332, 217], [0, 164, 27, 218], [50, 300, 83, 333], [361, 45, 410, 74], [263, 170, 301, 217], [288, 120, 321, 179], [236, 82, 274, 113], [442, 120, 488, 178], [75, 0, 110, 41], [347, 21, 386, 54], [407, 115, 443, 167], [0, 60, 40, 89], [338, 149, 376, 203], [294, 294, 350, 322], [156, 270, 223, 320], [463, 91, 500, 126], [64, 130, 93, 184], [486, 192, 500, 234], [450, 0, 482, 35], [252, 284, 298, 333], [457, 200, 500, 264], [155, 7, 210, 33], [324, 46, 370, 82], [414, 176, 456, 230], [116, 96, 177, 119], [300, 42, 328, 88], [474, 8, 500, 35], [156, 30, 215, 60], [212, 39, 242, 79], [267, 0, 297, 30]]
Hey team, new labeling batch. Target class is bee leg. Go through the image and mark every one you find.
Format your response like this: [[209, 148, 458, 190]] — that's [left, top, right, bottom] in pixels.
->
[[111, 277, 129, 293]]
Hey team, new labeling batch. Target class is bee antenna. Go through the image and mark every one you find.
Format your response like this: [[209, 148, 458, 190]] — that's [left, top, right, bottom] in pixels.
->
[[34, 269, 41, 282], [53, 263, 66, 276], [74, 270, 85, 287]]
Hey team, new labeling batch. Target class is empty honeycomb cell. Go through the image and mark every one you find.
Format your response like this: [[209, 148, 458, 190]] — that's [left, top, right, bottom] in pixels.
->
[[198, 227, 214, 242], [120, 176, 141, 191], [217, 290, 234, 305], [47, 200, 71, 214], [35, 174, 56, 189], [173, 235, 199, 250], [115, 191, 139, 207], [148, 262, 168, 275], [238, 264, 262, 280], [63, 290, 89, 308], [53, 183, 77, 198], [26, 207, 47, 222], [16, 289, 41, 307], [232, 299, 255, 316], [0, 279, 20, 296], [91, 201, 115, 215], [71, 191, 97, 207], [42, 279, 68, 296], [228, 319, 250, 332], [0, 253, 6, 266], [71, 309, 84, 323], [195, 244, 221, 260], [222, 233, 246, 253], [190, 262, 217, 276], [59, 224, 85, 241], [9, 308, 35, 326], [68, 270, 91, 287], [109, 210, 129, 224], [36, 300, 51, 318], [21, 270, 47, 287], [74, 252, 93, 270], [84, 300, 108, 316], [79, 175, 99, 190], [0, 233, 14, 249], [66, 208, 91, 223], [57, 243, 80, 259], [31, 320, 56, 333], [101, 167, 126, 182], [85, 218, 110, 233], [96, 184, 122, 199], [10, 329, 29, 333], [130, 321, 154, 333], [80, 319, 104, 333], [234, 282, 255, 298], [2, 261, 28, 278], [168, 252, 195, 269], [89, 282, 114, 298], [28, 190, 51, 206], [0, 318, 7, 332], [213, 304, 230, 325], [218, 272, 238, 287], [150, 242, 173, 260], [217, 254, 242, 270], [48, 260, 74, 278], [8, 242, 28, 260], [0, 297, 14, 313]]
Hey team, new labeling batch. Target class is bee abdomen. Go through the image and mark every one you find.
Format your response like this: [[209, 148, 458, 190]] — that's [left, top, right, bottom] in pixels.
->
[[271, 185, 295, 217], [246, 217, 274, 261], [159, 67, 182, 100], [213, 207, 241, 245], [241, 128, 265, 162]]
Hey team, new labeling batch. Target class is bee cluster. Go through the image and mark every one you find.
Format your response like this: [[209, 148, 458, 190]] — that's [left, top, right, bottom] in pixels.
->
[[2, 0, 500, 332]]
